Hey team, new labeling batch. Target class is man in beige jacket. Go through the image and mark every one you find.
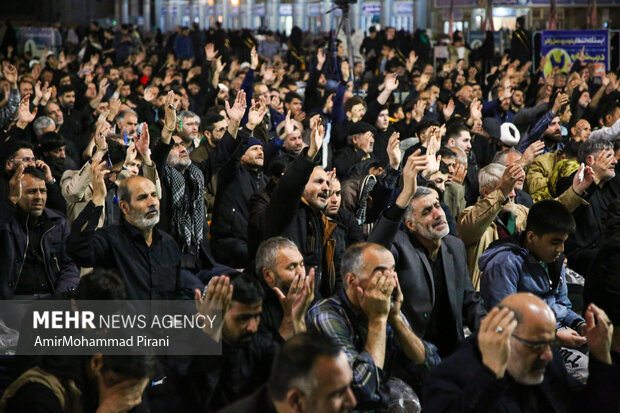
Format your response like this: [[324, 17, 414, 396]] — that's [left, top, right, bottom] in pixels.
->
[[458, 162, 593, 290]]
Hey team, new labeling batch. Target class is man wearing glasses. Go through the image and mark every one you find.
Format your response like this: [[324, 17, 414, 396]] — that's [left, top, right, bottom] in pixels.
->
[[424, 293, 619, 412]]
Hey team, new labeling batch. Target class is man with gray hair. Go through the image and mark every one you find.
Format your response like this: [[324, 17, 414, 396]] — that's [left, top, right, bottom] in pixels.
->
[[32, 116, 55, 140], [460, 160, 592, 290], [369, 151, 487, 358], [555, 139, 620, 276], [114, 109, 138, 139], [307, 241, 439, 411], [255, 236, 314, 341], [176, 110, 201, 153]]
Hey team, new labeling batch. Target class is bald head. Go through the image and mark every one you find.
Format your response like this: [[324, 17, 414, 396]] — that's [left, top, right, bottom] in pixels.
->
[[500, 293, 557, 385], [499, 293, 556, 332]]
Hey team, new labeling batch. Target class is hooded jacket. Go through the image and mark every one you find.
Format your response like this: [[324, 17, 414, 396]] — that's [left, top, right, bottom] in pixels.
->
[[478, 232, 584, 330]]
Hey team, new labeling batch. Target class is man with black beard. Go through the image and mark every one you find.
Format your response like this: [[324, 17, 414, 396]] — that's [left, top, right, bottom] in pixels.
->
[[518, 93, 571, 154], [170, 274, 309, 411], [36, 132, 77, 181]]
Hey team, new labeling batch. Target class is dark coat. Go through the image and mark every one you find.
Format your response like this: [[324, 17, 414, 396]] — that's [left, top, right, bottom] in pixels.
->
[[0, 200, 79, 299], [423, 334, 620, 413], [211, 134, 267, 243], [263, 149, 335, 299], [368, 204, 486, 348], [216, 385, 277, 413]]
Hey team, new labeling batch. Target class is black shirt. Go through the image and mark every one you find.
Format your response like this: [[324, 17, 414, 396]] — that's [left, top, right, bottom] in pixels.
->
[[66, 201, 194, 300], [424, 248, 458, 357], [15, 211, 53, 295]]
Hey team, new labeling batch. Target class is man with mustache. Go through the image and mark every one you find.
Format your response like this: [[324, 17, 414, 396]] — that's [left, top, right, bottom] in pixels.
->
[[0, 165, 79, 299], [67, 166, 193, 300], [262, 120, 338, 299], [369, 166, 487, 357], [424, 293, 620, 412]]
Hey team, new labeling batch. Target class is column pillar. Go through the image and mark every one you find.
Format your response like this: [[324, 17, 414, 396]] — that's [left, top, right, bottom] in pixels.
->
[[293, 0, 305, 30], [122, 0, 130, 23], [267, 0, 279, 30], [381, 0, 392, 27], [321, 0, 330, 32], [244, 0, 254, 28], [222, 0, 229, 28], [144, 0, 152, 31]]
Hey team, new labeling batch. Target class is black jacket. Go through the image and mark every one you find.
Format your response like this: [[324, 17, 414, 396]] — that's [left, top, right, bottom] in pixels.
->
[[216, 385, 277, 413], [557, 171, 620, 266], [170, 334, 278, 412], [585, 207, 620, 325], [368, 204, 486, 352], [263, 149, 335, 299], [331, 208, 364, 284], [67, 201, 191, 300], [0, 200, 79, 299], [423, 334, 620, 412], [211, 133, 267, 243]]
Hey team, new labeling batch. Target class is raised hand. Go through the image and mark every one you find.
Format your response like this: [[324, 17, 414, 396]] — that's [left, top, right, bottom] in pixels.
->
[[215, 56, 226, 73], [247, 96, 268, 128], [109, 97, 122, 119], [470, 98, 482, 120], [250, 46, 259, 70], [398, 149, 428, 204], [571, 163, 594, 195], [443, 99, 455, 120], [556, 328, 587, 348], [8, 164, 25, 205], [584, 303, 613, 364], [387, 132, 401, 169], [307, 121, 325, 160], [204, 43, 218, 61], [413, 99, 426, 122], [499, 163, 525, 197], [452, 162, 467, 184], [136, 122, 151, 164], [406, 50, 418, 72], [384, 72, 399, 92], [283, 110, 295, 136], [317, 48, 326, 70], [163, 91, 177, 131], [225, 89, 247, 124], [90, 159, 110, 207], [552, 93, 569, 115], [341, 60, 350, 82], [194, 275, 234, 341], [520, 140, 545, 168], [17, 95, 38, 125], [96, 375, 149, 413], [478, 307, 518, 378], [2, 62, 18, 86]]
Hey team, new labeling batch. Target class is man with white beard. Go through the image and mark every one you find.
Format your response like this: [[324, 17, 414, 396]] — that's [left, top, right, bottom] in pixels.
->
[[67, 167, 194, 300]]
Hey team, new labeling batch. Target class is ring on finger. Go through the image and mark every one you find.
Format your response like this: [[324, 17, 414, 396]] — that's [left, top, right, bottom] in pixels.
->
[[495, 326, 504, 333]]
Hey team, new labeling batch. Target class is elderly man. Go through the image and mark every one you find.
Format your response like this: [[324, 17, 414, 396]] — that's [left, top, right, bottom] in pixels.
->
[[218, 333, 356, 413], [458, 162, 590, 290], [66, 167, 194, 300], [0, 165, 78, 299], [423, 293, 620, 412], [556, 139, 620, 276], [369, 152, 486, 357], [307, 242, 440, 411]]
